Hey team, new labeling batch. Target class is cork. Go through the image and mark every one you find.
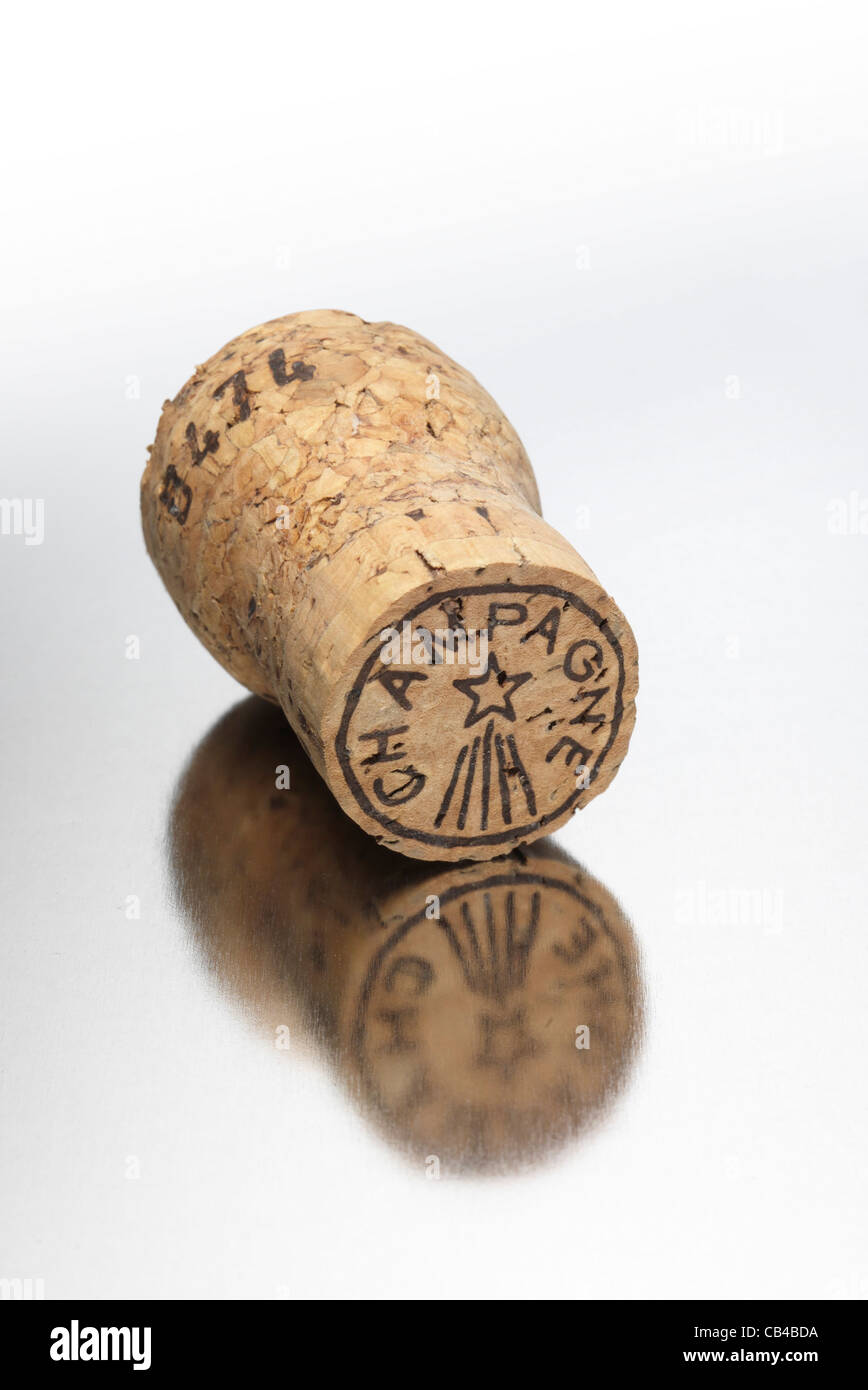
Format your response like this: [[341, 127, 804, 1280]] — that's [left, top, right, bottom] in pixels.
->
[[143, 310, 638, 861], [171, 697, 644, 1173]]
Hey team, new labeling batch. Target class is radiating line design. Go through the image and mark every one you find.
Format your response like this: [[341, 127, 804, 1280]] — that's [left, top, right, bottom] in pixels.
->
[[434, 743, 469, 828], [506, 733, 537, 816], [480, 719, 494, 831], [494, 732, 512, 826], [442, 889, 541, 999], [457, 736, 481, 830], [506, 888, 541, 967], [435, 725, 535, 832]]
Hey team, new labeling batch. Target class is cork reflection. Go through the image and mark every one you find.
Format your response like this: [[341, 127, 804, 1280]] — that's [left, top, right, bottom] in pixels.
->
[[168, 697, 645, 1175]]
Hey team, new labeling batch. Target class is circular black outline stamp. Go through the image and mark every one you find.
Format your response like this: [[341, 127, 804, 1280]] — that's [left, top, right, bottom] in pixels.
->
[[335, 582, 627, 851], [349, 868, 636, 1110]]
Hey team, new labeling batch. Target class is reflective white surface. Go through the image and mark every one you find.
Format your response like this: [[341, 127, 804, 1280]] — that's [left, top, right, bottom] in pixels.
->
[[2, 1, 867, 1299]]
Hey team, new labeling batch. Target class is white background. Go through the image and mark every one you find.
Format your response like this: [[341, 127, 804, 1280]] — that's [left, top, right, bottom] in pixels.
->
[[1, 0, 867, 1298]]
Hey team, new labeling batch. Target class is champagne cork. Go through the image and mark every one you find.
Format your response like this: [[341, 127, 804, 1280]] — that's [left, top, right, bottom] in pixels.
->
[[143, 310, 638, 862], [171, 697, 644, 1173]]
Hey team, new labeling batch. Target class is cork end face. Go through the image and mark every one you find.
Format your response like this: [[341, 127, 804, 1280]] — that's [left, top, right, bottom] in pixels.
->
[[319, 568, 639, 862]]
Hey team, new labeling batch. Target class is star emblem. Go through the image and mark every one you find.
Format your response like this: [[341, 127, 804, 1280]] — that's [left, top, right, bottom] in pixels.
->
[[453, 653, 532, 728]]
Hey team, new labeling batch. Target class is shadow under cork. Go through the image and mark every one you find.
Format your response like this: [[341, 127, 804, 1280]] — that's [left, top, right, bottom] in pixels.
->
[[167, 696, 646, 1177]]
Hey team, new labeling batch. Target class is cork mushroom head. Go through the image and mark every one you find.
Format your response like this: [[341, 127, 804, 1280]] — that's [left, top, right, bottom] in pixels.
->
[[142, 310, 638, 861]]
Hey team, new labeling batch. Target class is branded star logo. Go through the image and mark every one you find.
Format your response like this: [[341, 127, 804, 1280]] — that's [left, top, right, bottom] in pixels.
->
[[453, 653, 532, 728]]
